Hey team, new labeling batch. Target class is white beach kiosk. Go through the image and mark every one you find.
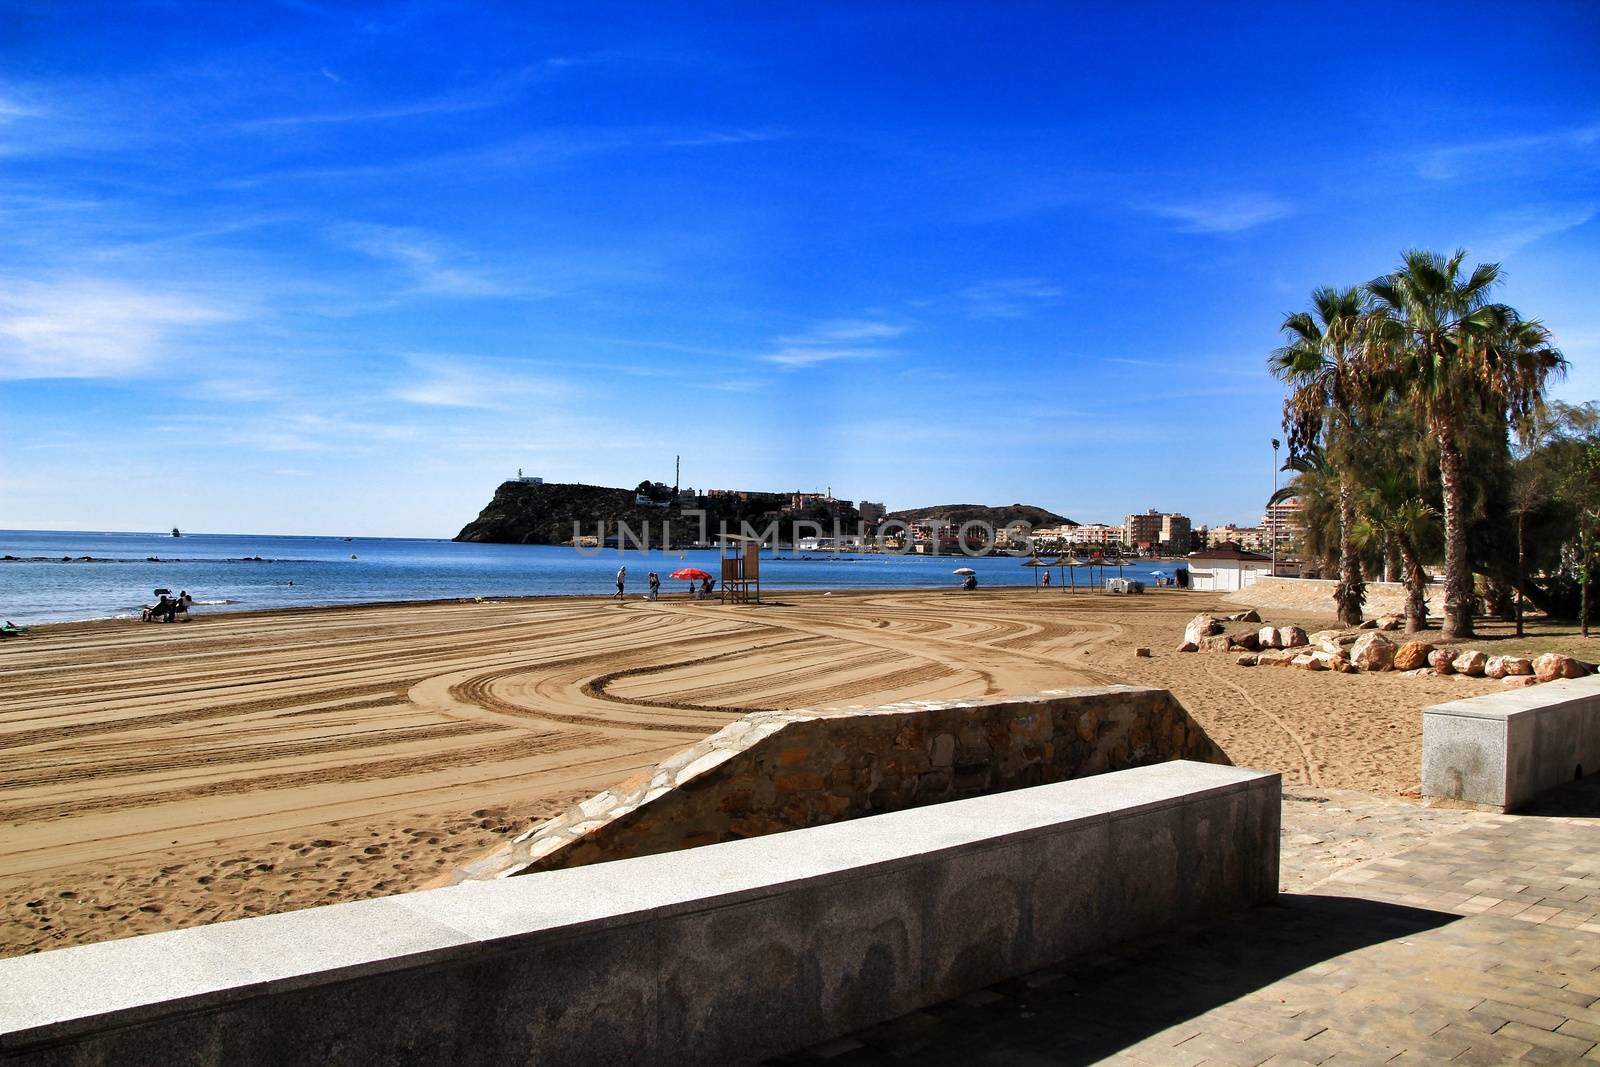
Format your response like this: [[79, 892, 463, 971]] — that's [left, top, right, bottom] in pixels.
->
[[1185, 543, 1274, 592]]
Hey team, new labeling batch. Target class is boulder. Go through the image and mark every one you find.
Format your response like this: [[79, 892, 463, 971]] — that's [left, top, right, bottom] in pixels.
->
[[1428, 649, 1456, 675], [1358, 619, 1379, 630], [1350, 632, 1396, 672], [1236, 653, 1259, 667], [1502, 675, 1539, 688], [1309, 630, 1344, 654], [1452, 650, 1488, 677], [1375, 614, 1404, 631], [1502, 656, 1534, 677], [1535, 653, 1588, 682], [1258, 626, 1281, 650], [1277, 626, 1309, 649], [1228, 609, 1262, 623], [1293, 653, 1327, 671], [1393, 641, 1434, 672], [1134, 647, 1152, 658], [1183, 613, 1223, 646], [1484, 656, 1508, 680], [1228, 630, 1261, 652], [1255, 649, 1293, 667], [1177, 641, 1199, 653], [1310, 649, 1355, 673], [1199, 635, 1233, 653]]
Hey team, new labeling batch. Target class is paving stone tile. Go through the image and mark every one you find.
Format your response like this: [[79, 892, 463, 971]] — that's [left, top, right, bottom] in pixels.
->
[[1561, 1018, 1600, 1044], [1500, 1020, 1598, 1057], [774, 781, 1600, 1066], [1173, 1031, 1272, 1066]]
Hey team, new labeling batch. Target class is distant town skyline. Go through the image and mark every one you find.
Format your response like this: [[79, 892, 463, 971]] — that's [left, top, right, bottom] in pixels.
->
[[3, 3, 1597, 537]]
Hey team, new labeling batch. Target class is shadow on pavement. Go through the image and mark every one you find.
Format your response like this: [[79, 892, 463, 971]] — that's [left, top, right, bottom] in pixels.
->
[[1520, 772, 1600, 818], [769, 894, 1459, 1066]]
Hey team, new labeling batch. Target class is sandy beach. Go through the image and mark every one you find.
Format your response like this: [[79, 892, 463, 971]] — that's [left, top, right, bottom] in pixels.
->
[[0, 588, 1541, 957]]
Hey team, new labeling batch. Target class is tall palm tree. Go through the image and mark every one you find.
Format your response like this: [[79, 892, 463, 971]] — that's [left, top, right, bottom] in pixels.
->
[[1354, 474, 1439, 633], [1270, 287, 1370, 625], [1365, 250, 1565, 639]]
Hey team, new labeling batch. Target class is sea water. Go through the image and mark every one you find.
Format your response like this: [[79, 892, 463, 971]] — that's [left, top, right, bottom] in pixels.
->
[[0, 530, 1181, 625]]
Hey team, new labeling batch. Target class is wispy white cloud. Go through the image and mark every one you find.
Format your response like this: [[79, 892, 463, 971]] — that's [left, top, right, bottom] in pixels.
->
[[1476, 203, 1597, 258], [189, 377, 287, 404], [333, 223, 528, 297], [661, 128, 789, 148], [0, 95, 38, 122], [960, 278, 1061, 319], [764, 345, 888, 368], [0, 277, 234, 380], [1103, 355, 1261, 379], [393, 355, 571, 409], [765, 319, 908, 368], [1417, 123, 1600, 181], [1140, 194, 1293, 234], [776, 319, 908, 345], [237, 57, 601, 131], [153, 409, 419, 453]]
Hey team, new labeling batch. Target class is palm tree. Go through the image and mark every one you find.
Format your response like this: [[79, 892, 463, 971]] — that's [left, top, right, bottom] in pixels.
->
[[1270, 287, 1370, 625], [1365, 250, 1565, 639], [1354, 474, 1438, 633]]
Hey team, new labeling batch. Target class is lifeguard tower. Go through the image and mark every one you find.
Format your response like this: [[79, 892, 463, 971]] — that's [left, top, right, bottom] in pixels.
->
[[718, 534, 762, 604]]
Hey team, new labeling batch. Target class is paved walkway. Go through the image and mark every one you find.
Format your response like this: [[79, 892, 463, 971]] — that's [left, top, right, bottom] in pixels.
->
[[772, 780, 1600, 1066]]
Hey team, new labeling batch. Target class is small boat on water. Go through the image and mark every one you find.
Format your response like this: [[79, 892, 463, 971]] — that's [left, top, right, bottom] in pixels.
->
[[171, 527, 182, 538]]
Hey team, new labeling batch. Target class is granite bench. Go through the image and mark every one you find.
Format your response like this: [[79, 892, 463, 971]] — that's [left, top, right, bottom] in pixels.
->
[[0, 760, 1279, 1066], [1423, 676, 1600, 812]]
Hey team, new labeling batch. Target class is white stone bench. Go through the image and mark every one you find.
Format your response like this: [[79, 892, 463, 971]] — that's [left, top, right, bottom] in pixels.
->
[[0, 761, 1279, 1066], [1423, 676, 1600, 812]]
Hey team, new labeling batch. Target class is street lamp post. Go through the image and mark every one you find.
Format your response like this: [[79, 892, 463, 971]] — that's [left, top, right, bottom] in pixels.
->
[[1270, 438, 1281, 577]]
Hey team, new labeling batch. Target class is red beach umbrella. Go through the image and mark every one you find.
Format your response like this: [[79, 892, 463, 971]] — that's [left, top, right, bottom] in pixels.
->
[[670, 568, 712, 581], [670, 566, 714, 597]]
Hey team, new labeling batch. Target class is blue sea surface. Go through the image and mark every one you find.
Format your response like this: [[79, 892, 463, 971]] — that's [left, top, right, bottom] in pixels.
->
[[0, 530, 1183, 625]]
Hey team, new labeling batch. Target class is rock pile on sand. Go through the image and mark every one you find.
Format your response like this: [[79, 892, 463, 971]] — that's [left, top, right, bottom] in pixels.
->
[[1177, 613, 1590, 687]]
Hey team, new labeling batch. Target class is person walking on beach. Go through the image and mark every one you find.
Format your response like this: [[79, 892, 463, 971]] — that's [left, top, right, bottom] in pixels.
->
[[615, 566, 627, 600], [1043, 570, 1051, 588], [647, 572, 660, 601]]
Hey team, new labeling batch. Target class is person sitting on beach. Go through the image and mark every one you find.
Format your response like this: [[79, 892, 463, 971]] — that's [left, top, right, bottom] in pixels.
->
[[151, 594, 177, 622], [177, 591, 194, 614], [961, 575, 978, 591], [700, 576, 714, 600]]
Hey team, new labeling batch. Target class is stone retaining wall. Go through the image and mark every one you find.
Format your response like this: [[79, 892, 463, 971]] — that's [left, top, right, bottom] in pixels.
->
[[0, 763, 1280, 1067], [453, 685, 1226, 882], [1225, 576, 1443, 619]]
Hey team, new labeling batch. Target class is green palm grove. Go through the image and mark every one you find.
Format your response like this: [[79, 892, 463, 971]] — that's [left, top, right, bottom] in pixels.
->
[[1269, 249, 1576, 641]]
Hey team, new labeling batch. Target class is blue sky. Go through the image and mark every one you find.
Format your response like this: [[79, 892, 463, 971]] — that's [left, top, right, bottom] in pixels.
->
[[2, 2, 1598, 537]]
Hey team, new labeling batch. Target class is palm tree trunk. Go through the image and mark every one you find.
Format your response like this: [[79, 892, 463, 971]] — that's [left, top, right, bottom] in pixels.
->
[[1385, 542, 1399, 584], [1336, 473, 1364, 626], [1515, 513, 1525, 638], [1436, 418, 1474, 640], [1399, 540, 1427, 633]]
